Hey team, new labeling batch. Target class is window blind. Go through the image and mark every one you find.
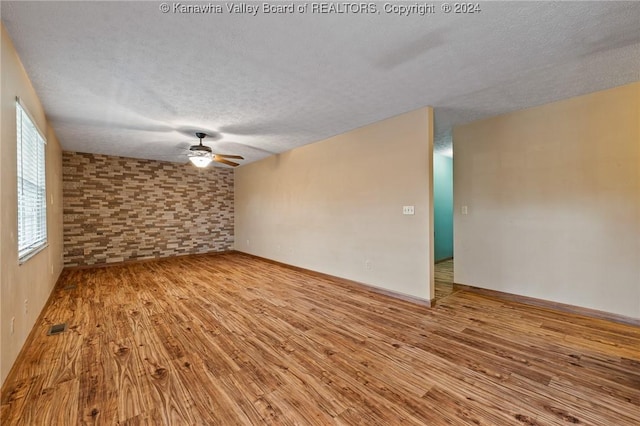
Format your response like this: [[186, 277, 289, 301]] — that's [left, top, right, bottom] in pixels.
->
[[17, 99, 47, 261]]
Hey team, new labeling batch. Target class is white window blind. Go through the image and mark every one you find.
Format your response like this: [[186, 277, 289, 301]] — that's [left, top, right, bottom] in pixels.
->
[[16, 99, 47, 262]]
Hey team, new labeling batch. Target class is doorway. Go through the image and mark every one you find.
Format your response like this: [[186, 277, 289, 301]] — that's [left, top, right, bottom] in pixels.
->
[[433, 140, 457, 302]]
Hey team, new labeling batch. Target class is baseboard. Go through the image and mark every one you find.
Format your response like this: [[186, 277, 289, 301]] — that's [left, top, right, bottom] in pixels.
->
[[233, 251, 435, 308], [435, 257, 453, 264], [461, 285, 639, 327], [63, 249, 234, 270]]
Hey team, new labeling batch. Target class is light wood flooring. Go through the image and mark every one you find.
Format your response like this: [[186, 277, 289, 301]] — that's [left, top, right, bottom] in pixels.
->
[[434, 258, 460, 302], [2, 252, 639, 425]]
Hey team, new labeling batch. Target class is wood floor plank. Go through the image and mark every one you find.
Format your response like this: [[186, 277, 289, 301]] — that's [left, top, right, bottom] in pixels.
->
[[2, 252, 639, 425]]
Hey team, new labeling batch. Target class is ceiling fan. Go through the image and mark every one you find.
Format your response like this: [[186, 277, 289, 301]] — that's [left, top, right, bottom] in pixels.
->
[[188, 132, 244, 168]]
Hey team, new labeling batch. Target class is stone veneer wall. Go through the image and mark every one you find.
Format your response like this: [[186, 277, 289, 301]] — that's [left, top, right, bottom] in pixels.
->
[[63, 151, 234, 267]]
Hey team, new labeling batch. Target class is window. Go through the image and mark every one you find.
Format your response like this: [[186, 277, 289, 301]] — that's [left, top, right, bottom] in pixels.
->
[[16, 98, 47, 262]]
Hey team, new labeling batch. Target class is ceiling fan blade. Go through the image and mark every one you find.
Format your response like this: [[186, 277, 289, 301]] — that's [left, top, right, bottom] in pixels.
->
[[214, 154, 244, 160], [214, 156, 240, 167]]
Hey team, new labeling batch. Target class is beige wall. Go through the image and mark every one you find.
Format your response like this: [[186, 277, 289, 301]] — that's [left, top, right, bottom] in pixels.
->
[[454, 82, 640, 318], [235, 107, 434, 301], [1, 25, 64, 385]]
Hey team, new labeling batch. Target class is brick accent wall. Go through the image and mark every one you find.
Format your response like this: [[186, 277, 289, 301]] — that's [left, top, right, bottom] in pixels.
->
[[63, 151, 234, 267]]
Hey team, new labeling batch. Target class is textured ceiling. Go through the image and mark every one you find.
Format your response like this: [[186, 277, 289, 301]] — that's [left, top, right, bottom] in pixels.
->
[[2, 1, 639, 165]]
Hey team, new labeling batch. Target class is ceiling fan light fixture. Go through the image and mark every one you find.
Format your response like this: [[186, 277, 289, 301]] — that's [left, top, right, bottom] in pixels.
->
[[188, 132, 213, 167], [185, 132, 243, 168], [188, 151, 212, 168]]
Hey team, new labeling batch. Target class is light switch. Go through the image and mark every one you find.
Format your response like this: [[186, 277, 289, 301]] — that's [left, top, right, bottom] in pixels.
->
[[403, 206, 415, 215], [461, 206, 468, 215]]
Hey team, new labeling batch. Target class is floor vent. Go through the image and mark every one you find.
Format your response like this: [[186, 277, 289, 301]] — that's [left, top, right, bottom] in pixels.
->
[[63, 285, 77, 290], [47, 323, 67, 336]]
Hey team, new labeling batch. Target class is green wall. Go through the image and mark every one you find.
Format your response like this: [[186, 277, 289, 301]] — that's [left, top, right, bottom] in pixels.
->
[[434, 154, 453, 261]]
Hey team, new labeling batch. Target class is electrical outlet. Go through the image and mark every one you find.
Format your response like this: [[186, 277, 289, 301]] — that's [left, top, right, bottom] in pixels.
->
[[365, 259, 372, 270], [10, 317, 15, 335], [246, 239, 250, 246], [402, 206, 415, 215], [461, 205, 468, 215], [24, 299, 28, 315]]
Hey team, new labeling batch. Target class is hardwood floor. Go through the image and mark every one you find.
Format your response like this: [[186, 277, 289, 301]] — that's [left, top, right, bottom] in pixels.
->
[[434, 258, 456, 301], [2, 252, 639, 425]]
